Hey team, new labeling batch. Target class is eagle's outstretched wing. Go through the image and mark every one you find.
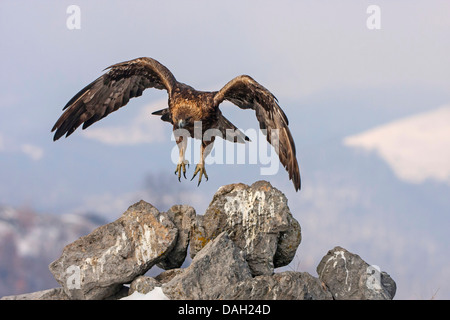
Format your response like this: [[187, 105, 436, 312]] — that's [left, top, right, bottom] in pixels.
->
[[52, 57, 176, 140], [213, 75, 301, 191]]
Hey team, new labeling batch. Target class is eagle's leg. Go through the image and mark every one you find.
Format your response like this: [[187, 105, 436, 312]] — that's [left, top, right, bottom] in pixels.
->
[[174, 135, 189, 181], [191, 137, 215, 186]]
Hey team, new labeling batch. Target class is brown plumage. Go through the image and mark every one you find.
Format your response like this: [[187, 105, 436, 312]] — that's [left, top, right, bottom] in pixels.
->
[[52, 57, 301, 191]]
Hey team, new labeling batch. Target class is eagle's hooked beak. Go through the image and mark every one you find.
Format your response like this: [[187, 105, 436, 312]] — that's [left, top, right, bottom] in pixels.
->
[[178, 119, 186, 128]]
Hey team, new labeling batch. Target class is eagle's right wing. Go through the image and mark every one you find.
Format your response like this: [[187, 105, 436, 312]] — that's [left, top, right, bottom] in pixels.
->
[[214, 75, 301, 191], [52, 57, 177, 140]]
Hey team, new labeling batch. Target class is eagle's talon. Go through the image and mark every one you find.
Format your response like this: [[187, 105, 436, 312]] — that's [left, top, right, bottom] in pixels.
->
[[175, 162, 188, 181], [191, 164, 208, 186]]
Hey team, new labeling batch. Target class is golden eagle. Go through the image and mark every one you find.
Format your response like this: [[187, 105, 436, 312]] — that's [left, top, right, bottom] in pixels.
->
[[52, 57, 301, 191]]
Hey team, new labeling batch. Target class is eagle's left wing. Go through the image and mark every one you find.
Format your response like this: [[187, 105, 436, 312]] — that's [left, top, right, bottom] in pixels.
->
[[52, 57, 177, 140], [213, 75, 301, 191]]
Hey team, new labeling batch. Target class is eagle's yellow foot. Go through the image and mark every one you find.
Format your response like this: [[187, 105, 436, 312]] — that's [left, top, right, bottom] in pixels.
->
[[174, 160, 189, 181], [191, 164, 208, 186]]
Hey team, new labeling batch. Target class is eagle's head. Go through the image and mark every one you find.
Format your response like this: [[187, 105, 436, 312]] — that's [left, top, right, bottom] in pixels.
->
[[173, 108, 193, 129]]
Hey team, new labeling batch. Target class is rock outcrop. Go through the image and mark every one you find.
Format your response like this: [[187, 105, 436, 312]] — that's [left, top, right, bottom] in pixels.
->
[[0, 181, 397, 300], [317, 246, 396, 300], [190, 181, 301, 276]]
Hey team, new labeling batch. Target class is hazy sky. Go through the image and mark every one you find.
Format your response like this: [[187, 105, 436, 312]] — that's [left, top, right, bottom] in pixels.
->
[[0, 1, 449, 299]]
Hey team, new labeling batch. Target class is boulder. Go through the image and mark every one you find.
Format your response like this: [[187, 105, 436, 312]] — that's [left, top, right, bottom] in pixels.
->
[[49, 200, 178, 300], [190, 181, 301, 276], [317, 246, 396, 300], [162, 232, 252, 299], [157, 205, 196, 269]]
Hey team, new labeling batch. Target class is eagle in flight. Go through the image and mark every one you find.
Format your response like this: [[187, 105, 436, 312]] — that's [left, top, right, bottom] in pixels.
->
[[52, 57, 301, 191]]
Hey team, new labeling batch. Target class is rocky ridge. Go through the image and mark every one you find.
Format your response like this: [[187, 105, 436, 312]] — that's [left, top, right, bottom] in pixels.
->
[[1, 181, 396, 300]]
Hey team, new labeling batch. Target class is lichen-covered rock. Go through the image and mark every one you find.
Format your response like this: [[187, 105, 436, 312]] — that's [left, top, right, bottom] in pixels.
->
[[190, 181, 301, 276], [49, 200, 178, 300], [162, 232, 252, 300], [317, 246, 396, 300], [157, 205, 196, 270]]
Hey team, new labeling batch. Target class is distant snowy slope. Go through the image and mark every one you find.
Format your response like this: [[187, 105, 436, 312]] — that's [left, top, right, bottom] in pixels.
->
[[343, 105, 450, 185]]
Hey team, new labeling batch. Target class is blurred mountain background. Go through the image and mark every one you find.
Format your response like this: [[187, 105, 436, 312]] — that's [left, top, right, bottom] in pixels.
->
[[0, 1, 449, 299]]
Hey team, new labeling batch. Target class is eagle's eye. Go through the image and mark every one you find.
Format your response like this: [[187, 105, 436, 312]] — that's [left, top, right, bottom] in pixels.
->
[[177, 116, 192, 128]]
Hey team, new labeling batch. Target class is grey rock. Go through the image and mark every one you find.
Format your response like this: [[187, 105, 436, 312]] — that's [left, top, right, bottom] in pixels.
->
[[49, 200, 178, 300], [190, 181, 301, 276], [129, 276, 160, 295], [189, 214, 207, 255], [273, 218, 302, 267], [223, 271, 333, 300], [162, 232, 252, 299], [0, 287, 69, 300], [317, 246, 396, 300], [9, 185, 399, 301], [157, 205, 196, 269], [155, 268, 185, 284]]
